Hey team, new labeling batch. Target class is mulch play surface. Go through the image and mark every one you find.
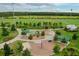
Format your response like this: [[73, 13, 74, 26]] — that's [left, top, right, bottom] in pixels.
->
[[30, 40, 66, 56], [30, 40, 55, 56]]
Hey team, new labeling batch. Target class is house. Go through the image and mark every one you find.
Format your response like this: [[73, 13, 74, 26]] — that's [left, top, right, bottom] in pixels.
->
[[66, 25, 77, 31]]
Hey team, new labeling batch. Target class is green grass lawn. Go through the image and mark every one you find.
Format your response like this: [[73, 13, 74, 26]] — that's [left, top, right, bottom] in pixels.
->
[[54, 30, 79, 49], [0, 18, 79, 27], [53, 30, 79, 56]]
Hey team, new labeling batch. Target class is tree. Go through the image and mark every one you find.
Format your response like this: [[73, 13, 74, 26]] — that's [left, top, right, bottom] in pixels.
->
[[29, 22, 32, 27], [37, 22, 41, 27], [61, 47, 79, 56], [41, 31, 45, 36], [16, 41, 23, 52], [36, 31, 40, 37], [53, 44, 60, 54], [1, 22, 5, 27], [16, 22, 19, 25], [59, 22, 63, 28], [3, 43, 12, 56], [2, 27, 9, 36], [53, 23, 58, 28], [22, 49, 31, 56], [28, 35, 33, 40], [45, 26, 48, 29], [33, 23, 36, 27], [11, 24, 16, 31], [21, 30, 26, 35], [72, 33, 78, 40], [54, 34, 58, 41]]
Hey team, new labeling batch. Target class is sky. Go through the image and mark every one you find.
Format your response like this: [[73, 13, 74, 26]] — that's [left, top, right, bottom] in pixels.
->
[[0, 3, 79, 12]]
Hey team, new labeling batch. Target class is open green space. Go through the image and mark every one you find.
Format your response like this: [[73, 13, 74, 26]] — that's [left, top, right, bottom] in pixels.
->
[[54, 30, 79, 49], [0, 17, 79, 29], [0, 18, 79, 25], [0, 15, 79, 56]]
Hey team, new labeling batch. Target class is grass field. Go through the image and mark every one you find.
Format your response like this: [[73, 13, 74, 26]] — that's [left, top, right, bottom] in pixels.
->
[[53, 30, 79, 56], [54, 30, 79, 49]]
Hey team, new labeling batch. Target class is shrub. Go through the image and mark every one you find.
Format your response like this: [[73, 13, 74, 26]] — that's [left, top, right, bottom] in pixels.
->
[[53, 44, 60, 54], [28, 35, 33, 40], [22, 49, 31, 56], [54, 34, 58, 41], [41, 31, 45, 36], [2, 27, 9, 36], [72, 33, 78, 40], [3, 43, 13, 56], [16, 41, 23, 52], [11, 24, 16, 31]]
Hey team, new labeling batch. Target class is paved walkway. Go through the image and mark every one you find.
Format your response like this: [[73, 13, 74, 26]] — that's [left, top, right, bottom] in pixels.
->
[[0, 28, 67, 56], [0, 28, 57, 56]]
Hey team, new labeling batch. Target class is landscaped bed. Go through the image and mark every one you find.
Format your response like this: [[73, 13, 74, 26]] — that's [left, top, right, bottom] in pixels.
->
[[0, 28, 18, 43]]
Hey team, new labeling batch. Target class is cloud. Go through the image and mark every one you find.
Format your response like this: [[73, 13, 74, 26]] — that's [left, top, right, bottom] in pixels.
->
[[0, 3, 79, 12]]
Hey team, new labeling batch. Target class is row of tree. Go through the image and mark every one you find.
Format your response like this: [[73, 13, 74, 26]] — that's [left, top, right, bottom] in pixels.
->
[[15, 21, 63, 29], [0, 12, 79, 17], [0, 21, 63, 29]]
